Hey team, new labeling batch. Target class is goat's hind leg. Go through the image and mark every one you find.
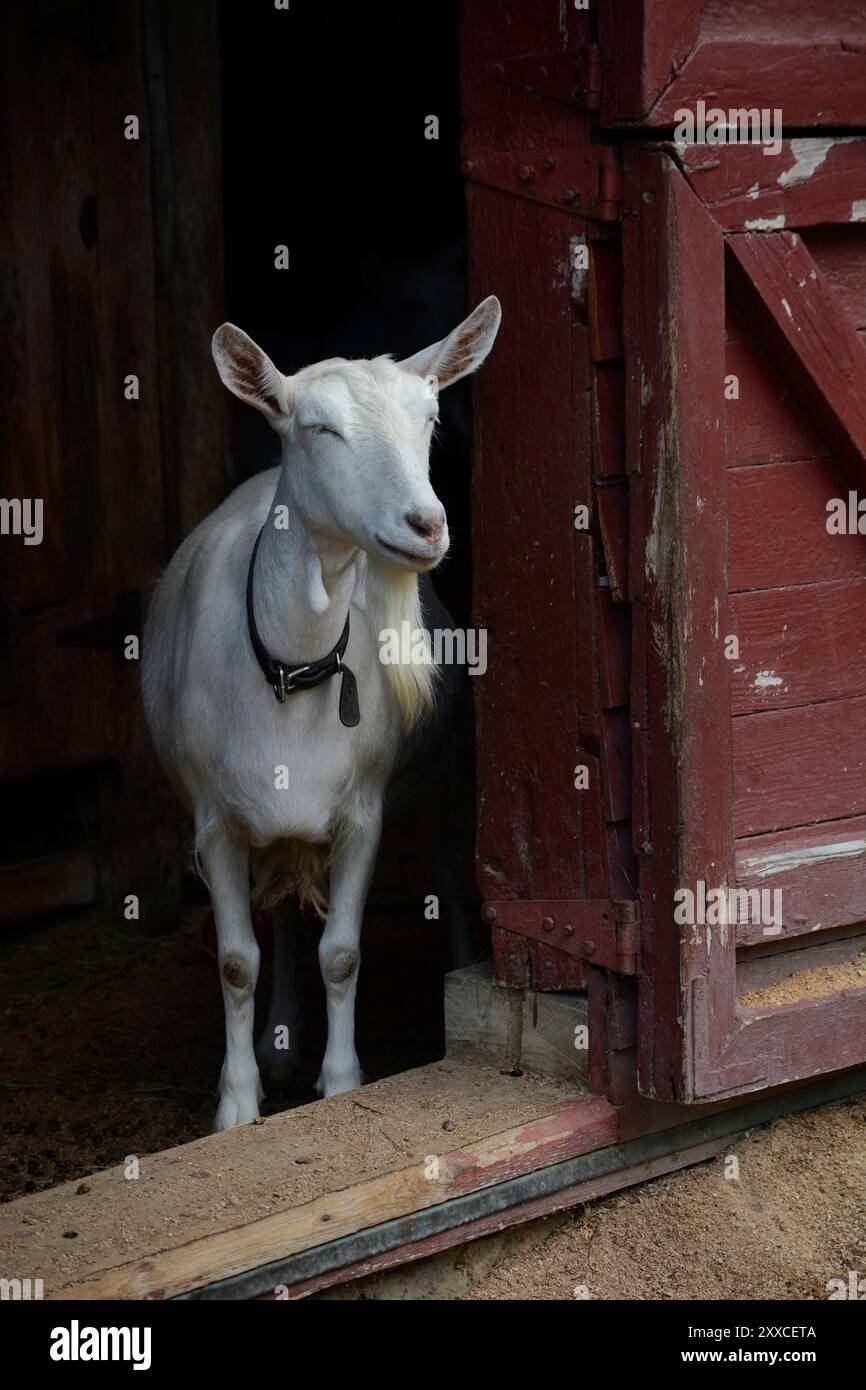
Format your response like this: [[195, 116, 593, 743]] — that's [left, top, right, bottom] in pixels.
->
[[199, 828, 263, 1131], [256, 898, 302, 1085]]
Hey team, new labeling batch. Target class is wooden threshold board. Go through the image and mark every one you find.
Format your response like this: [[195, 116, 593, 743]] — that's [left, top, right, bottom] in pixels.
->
[[0, 1062, 612, 1300]]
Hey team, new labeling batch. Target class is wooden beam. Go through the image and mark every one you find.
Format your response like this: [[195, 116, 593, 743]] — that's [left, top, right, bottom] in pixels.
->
[[597, 0, 703, 124], [627, 150, 734, 1101], [728, 231, 866, 495], [649, 43, 866, 128], [55, 1096, 614, 1299], [0, 1064, 616, 1301], [674, 139, 866, 232], [272, 1136, 728, 1300], [234, 1062, 866, 1298]]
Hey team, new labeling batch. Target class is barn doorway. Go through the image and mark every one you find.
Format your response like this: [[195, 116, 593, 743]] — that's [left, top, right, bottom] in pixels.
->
[[0, 0, 480, 1201], [217, 0, 481, 1100]]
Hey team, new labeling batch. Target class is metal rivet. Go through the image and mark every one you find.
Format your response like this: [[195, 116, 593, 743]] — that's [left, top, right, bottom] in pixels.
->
[[542, 916, 555, 932], [584, 939, 597, 956], [544, 156, 556, 170], [563, 923, 574, 935], [562, 186, 576, 203], [519, 164, 534, 182], [482, 904, 498, 924]]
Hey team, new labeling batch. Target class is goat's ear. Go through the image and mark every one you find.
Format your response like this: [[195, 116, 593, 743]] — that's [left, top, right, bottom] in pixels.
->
[[212, 324, 292, 425], [399, 295, 501, 389]]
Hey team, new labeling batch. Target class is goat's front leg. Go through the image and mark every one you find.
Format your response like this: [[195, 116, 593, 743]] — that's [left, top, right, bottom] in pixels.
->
[[317, 812, 382, 1099], [199, 829, 263, 1131]]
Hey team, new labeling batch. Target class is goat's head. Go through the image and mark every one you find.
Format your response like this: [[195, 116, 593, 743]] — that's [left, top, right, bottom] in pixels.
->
[[212, 297, 501, 572]]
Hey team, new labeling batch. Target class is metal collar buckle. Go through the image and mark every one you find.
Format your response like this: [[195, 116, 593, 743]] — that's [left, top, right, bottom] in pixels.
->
[[273, 663, 311, 702]]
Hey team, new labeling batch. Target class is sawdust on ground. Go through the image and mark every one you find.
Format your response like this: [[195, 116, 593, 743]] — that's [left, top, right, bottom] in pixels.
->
[[739, 951, 866, 1008], [464, 1097, 866, 1300]]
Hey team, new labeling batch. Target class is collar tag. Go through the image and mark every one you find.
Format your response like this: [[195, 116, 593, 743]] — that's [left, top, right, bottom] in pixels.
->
[[338, 664, 360, 728]]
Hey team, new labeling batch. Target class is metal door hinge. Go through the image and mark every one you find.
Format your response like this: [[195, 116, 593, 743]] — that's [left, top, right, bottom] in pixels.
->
[[462, 144, 621, 222], [482, 898, 640, 974]]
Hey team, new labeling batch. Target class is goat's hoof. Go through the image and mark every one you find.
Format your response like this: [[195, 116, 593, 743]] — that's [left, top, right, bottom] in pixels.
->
[[213, 1099, 261, 1132], [214, 1082, 263, 1132], [315, 1064, 363, 1099]]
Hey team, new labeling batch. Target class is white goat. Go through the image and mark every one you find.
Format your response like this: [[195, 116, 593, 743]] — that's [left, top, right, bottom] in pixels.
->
[[142, 297, 501, 1130]]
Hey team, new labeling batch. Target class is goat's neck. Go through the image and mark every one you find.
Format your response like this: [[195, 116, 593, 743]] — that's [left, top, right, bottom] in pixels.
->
[[252, 469, 360, 662]]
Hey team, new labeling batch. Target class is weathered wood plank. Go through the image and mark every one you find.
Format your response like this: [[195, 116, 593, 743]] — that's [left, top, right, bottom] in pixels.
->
[[597, 0, 703, 124], [653, 52, 866, 130], [806, 226, 866, 331], [728, 230, 866, 495], [695, 988, 866, 1097], [0, 1062, 597, 1297], [469, 184, 588, 903], [735, 817, 866, 944], [676, 138, 866, 230], [734, 695, 866, 837], [491, 927, 588, 991], [628, 150, 733, 1100], [725, 340, 828, 468], [730, 578, 866, 715], [277, 1135, 727, 1300], [58, 1097, 614, 1299], [728, 460, 866, 593], [622, 145, 650, 867]]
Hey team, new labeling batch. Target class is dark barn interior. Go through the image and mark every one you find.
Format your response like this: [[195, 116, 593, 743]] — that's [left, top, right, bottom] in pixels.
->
[[0, 0, 479, 1198]]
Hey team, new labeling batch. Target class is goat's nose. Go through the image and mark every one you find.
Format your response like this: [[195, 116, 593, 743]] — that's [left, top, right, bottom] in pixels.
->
[[405, 508, 445, 544]]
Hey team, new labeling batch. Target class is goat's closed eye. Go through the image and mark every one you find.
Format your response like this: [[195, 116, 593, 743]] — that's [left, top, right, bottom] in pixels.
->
[[311, 423, 343, 440]]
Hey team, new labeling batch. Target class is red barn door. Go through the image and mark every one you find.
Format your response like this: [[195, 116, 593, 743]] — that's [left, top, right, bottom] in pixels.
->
[[627, 138, 866, 1101], [463, 0, 866, 1110]]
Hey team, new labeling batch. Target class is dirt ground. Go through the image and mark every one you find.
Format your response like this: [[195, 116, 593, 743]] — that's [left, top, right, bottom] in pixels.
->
[[0, 897, 451, 1203], [463, 1097, 866, 1301]]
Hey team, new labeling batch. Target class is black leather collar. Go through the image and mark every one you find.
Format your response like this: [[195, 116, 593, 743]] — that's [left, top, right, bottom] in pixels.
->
[[245, 525, 360, 727]]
